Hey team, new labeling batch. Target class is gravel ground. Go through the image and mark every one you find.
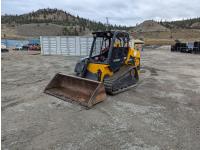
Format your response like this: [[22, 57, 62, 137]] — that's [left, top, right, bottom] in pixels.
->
[[1, 48, 200, 150]]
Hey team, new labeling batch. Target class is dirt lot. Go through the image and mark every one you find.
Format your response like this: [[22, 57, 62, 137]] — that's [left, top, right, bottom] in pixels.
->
[[2, 48, 200, 150]]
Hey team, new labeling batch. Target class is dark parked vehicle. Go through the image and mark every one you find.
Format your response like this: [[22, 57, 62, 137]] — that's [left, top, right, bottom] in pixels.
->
[[171, 40, 182, 52], [171, 41, 200, 54], [22, 43, 41, 51], [193, 42, 200, 54], [180, 43, 187, 53]]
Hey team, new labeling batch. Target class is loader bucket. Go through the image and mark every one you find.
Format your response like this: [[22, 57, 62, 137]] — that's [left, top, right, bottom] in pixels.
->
[[44, 73, 107, 108]]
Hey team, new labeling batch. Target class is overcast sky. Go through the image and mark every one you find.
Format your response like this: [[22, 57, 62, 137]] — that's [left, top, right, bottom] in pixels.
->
[[1, 0, 200, 26]]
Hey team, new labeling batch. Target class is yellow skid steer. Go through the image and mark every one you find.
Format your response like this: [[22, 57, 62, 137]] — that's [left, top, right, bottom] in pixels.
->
[[45, 31, 140, 108]]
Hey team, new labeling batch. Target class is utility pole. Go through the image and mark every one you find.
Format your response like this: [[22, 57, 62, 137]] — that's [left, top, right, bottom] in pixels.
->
[[106, 17, 109, 30]]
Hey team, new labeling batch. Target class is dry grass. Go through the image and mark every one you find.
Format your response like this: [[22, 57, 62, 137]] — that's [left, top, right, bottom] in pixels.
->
[[144, 39, 175, 45]]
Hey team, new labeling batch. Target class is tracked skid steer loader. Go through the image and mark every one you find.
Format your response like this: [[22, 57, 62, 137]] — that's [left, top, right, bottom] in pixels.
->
[[45, 31, 141, 108]]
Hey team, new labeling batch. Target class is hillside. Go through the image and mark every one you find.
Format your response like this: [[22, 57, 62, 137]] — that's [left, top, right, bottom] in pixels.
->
[[1, 8, 127, 38], [1, 8, 200, 45], [129, 19, 200, 45], [132, 20, 170, 32], [131, 18, 200, 33], [158, 18, 200, 29]]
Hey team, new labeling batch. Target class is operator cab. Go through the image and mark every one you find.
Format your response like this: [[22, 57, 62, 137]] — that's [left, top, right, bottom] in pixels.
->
[[89, 31, 112, 63], [89, 31, 130, 67]]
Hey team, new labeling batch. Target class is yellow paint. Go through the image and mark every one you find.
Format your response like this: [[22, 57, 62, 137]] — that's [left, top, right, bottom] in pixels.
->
[[125, 47, 140, 68], [87, 63, 113, 81], [87, 47, 140, 81]]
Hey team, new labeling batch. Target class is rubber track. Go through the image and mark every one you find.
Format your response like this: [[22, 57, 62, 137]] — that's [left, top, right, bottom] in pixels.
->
[[104, 65, 139, 95]]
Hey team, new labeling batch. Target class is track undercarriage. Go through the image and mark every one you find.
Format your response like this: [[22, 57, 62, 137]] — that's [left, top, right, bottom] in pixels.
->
[[104, 65, 139, 95]]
